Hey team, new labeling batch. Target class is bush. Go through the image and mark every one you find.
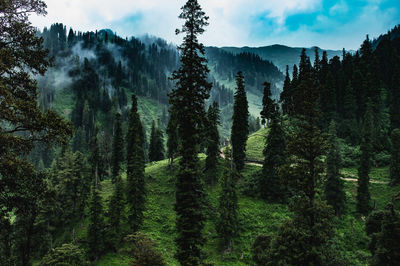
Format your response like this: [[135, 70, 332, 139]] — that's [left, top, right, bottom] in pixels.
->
[[40, 243, 88, 266], [339, 140, 360, 167], [374, 151, 391, 167], [251, 234, 271, 265], [120, 233, 166, 266]]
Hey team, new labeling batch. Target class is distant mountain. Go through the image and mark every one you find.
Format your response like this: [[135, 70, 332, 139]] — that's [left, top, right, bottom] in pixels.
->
[[220, 44, 343, 72]]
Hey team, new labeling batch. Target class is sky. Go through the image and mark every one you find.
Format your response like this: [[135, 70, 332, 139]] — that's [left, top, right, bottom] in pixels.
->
[[30, 0, 400, 50]]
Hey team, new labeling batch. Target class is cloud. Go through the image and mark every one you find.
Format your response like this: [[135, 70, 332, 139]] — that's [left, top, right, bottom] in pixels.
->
[[30, 0, 399, 50]]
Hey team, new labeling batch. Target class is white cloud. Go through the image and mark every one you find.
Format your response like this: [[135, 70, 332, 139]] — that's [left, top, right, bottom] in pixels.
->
[[29, 0, 398, 50]]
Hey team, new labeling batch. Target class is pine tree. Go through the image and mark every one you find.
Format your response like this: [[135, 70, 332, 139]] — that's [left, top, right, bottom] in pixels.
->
[[166, 110, 179, 170], [169, 0, 212, 264], [217, 149, 238, 251], [280, 65, 292, 115], [324, 120, 346, 216], [231, 71, 249, 171], [87, 187, 105, 261], [260, 82, 275, 127], [126, 94, 146, 232], [108, 176, 124, 248], [390, 128, 400, 186], [357, 100, 374, 216], [260, 102, 286, 202], [111, 113, 124, 183], [149, 121, 165, 162], [205, 101, 220, 186]]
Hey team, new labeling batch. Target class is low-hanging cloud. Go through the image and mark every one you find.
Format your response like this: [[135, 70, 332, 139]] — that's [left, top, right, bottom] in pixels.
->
[[30, 0, 399, 50]]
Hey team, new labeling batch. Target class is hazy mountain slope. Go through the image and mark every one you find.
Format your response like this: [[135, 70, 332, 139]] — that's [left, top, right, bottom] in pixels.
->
[[221, 44, 343, 72]]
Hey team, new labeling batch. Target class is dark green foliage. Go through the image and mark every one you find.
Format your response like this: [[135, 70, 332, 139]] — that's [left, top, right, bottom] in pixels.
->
[[260, 82, 275, 126], [205, 101, 220, 186], [260, 103, 287, 202], [340, 81, 359, 144], [251, 234, 271, 266], [111, 113, 124, 183], [166, 110, 179, 169], [231, 71, 249, 171], [280, 65, 292, 115], [126, 95, 146, 232], [390, 129, 400, 185], [107, 176, 124, 249], [40, 243, 88, 266], [87, 187, 105, 261], [325, 121, 346, 216], [149, 120, 165, 162], [357, 101, 374, 216], [169, 0, 212, 264], [366, 204, 400, 265], [217, 153, 239, 250], [121, 233, 166, 266], [0, 1, 72, 263]]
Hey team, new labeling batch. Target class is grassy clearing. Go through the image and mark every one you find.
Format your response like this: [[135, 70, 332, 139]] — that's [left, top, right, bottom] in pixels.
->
[[245, 127, 268, 162]]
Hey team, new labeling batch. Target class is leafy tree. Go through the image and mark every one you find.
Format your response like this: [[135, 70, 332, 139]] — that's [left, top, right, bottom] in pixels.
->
[[205, 101, 220, 186], [324, 120, 346, 216], [111, 113, 124, 183], [0, 1, 72, 263], [149, 120, 165, 162], [87, 187, 105, 261], [390, 129, 400, 186], [357, 100, 374, 216], [260, 102, 287, 202], [217, 149, 239, 251], [260, 82, 275, 127], [231, 71, 249, 171], [126, 95, 146, 232], [40, 243, 88, 266], [169, 0, 212, 264]]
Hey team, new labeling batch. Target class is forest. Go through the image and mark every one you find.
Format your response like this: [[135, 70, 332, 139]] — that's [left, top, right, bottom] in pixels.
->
[[1, 0, 400, 265]]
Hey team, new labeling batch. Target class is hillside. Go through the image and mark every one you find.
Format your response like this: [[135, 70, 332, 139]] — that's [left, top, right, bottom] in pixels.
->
[[221, 44, 343, 72], [36, 127, 400, 265]]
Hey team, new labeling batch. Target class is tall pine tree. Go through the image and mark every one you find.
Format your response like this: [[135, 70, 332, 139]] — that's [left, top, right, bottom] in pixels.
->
[[260, 82, 274, 127], [169, 0, 212, 264], [324, 120, 346, 216], [205, 101, 220, 186], [111, 113, 124, 183], [231, 71, 249, 172], [357, 100, 374, 216], [126, 94, 146, 232], [390, 128, 400, 186], [87, 186, 105, 261]]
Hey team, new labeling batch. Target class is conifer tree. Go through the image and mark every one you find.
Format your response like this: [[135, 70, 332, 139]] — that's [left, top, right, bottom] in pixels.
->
[[260, 102, 286, 202], [280, 65, 292, 115], [357, 100, 374, 216], [324, 120, 346, 216], [217, 148, 238, 251], [111, 113, 124, 183], [231, 71, 249, 171], [149, 121, 165, 162], [108, 176, 124, 248], [169, 0, 212, 264], [87, 187, 105, 261], [166, 110, 179, 169], [205, 101, 220, 186], [126, 95, 146, 232], [260, 82, 275, 127], [390, 129, 400, 186]]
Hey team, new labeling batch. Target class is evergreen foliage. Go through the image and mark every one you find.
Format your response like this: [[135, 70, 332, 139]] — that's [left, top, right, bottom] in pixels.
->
[[149, 120, 165, 162], [205, 101, 221, 186], [260, 102, 287, 202], [231, 71, 249, 171], [325, 121, 346, 216], [126, 95, 146, 232], [166, 110, 179, 169], [40, 243, 88, 266], [111, 113, 124, 183], [357, 101, 374, 216], [107, 176, 124, 248], [280, 65, 292, 115], [390, 129, 400, 185], [217, 149, 239, 251], [260, 82, 275, 126], [169, 0, 212, 264], [87, 187, 106, 261]]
